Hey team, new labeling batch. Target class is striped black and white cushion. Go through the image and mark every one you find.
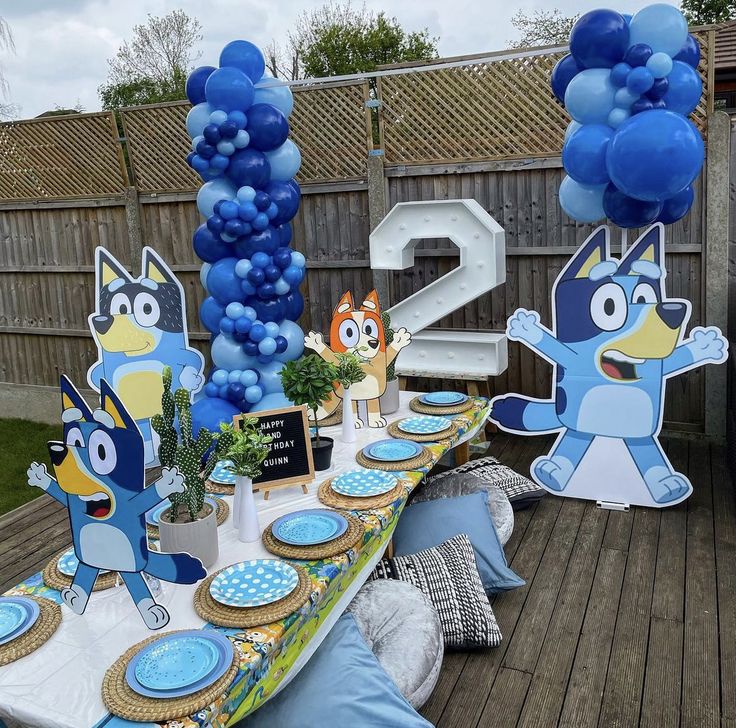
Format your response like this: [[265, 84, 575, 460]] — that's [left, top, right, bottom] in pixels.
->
[[371, 534, 502, 649]]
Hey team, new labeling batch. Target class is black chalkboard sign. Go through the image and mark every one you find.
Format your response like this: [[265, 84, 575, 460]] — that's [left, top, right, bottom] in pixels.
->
[[233, 405, 315, 496]]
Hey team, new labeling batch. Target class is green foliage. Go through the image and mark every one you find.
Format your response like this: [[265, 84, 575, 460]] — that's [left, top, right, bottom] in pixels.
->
[[681, 0, 735, 24], [507, 9, 579, 48], [99, 68, 187, 109], [218, 419, 272, 479], [382, 310, 397, 382], [280, 354, 338, 442], [152, 366, 224, 522], [334, 351, 367, 389]]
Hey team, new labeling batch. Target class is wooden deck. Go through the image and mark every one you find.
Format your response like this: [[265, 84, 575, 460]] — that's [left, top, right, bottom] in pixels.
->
[[1, 433, 734, 728]]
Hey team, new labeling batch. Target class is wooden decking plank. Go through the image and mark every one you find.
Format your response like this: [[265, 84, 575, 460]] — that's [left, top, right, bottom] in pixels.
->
[[477, 666, 531, 728], [420, 653, 469, 726], [597, 507, 660, 728], [516, 501, 608, 728], [557, 545, 627, 727], [640, 616, 684, 728]]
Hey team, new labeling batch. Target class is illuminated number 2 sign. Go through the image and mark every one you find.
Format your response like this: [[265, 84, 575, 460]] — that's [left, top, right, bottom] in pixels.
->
[[369, 199, 508, 378]]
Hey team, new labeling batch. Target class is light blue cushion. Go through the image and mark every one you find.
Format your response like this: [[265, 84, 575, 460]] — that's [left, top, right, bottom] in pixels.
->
[[238, 612, 433, 728], [394, 491, 525, 594]]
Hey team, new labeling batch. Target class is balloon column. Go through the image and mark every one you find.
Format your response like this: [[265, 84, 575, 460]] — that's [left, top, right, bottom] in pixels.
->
[[552, 4, 705, 228], [185, 41, 305, 420]]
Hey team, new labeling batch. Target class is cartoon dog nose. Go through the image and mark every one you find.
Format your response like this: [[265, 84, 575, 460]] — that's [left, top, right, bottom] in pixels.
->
[[367, 339, 379, 349], [92, 315, 114, 335], [656, 302, 687, 330], [48, 443, 68, 466]]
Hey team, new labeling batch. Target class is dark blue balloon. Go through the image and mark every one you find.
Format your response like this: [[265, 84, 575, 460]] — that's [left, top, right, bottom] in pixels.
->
[[258, 282, 276, 299], [186, 151, 196, 167], [247, 267, 266, 286], [203, 124, 221, 144], [273, 247, 292, 269], [219, 120, 238, 139], [282, 290, 304, 320], [228, 148, 271, 188], [243, 340, 259, 356], [657, 185, 694, 224], [194, 224, 231, 262], [190, 398, 240, 439], [248, 226, 280, 254], [246, 104, 289, 151], [624, 43, 653, 68], [570, 10, 629, 69], [278, 223, 293, 245], [662, 61, 702, 116], [603, 184, 662, 228], [233, 237, 256, 259], [207, 214, 225, 234], [275, 335, 288, 354], [249, 296, 286, 322], [219, 40, 266, 82], [265, 181, 301, 226], [186, 66, 216, 105], [562, 124, 612, 185], [207, 257, 244, 305], [264, 264, 281, 282], [205, 67, 255, 112], [258, 354, 274, 364], [196, 141, 217, 160], [254, 191, 271, 210], [550, 54, 582, 103], [224, 219, 246, 237], [227, 383, 246, 402], [674, 34, 700, 68], [647, 77, 669, 100], [651, 99, 667, 110], [631, 98, 655, 114], [200, 296, 225, 334]]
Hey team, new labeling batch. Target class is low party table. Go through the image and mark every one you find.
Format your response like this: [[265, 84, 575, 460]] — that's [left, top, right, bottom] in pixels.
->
[[0, 393, 490, 728]]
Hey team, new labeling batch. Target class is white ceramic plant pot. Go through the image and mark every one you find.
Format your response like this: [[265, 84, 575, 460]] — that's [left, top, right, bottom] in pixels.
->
[[158, 501, 218, 569], [341, 386, 357, 443], [380, 378, 401, 415], [234, 475, 260, 543]]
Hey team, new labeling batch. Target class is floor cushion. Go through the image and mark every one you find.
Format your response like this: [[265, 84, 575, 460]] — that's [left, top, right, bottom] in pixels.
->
[[428, 455, 545, 510], [393, 491, 525, 594], [372, 534, 503, 649], [346, 580, 444, 708], [413, 473, 515, 545], [237, 612, 433, 728]]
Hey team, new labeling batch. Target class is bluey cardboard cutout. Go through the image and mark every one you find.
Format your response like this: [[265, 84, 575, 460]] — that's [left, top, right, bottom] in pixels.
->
[[305, 290, 412, 427], [27, 376, 206, 629], [87, 247, 204, 463], [491, 224, 728, 507]]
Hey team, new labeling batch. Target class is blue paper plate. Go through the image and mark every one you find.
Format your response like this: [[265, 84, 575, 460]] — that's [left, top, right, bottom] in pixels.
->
[[0, 597, 40, 646], [419, 391, 468, 405], [363, 439, 423, 463], [57, 548, 110, 577], [397, 415, 453, 435], [272, 509, 348, 546], [209, 460, 236, 485], [126, 629, 233, 699], [331, 469, 398, 497], [145, 497, 219, 527], [209, 559, 299, 608]]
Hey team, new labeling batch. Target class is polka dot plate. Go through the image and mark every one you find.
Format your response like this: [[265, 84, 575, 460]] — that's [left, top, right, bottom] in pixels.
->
[[331, 468, 399, 497], [419, 391, 468, 406], [272, 509, 349, 545], [209, 460, 236, 485], [363, 439, 423, 463], [397, 415, 453, 435], [57, 548, 110, 577], [209, 559, 299, 608]]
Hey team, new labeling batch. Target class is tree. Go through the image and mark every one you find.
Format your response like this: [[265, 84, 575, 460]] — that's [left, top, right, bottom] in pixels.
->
[[281, 1, 438, 79], [507, 9, 579, 49], [681, 0, 736, 25], [0, 16, 17, 120], [99, 10, 201, 109]]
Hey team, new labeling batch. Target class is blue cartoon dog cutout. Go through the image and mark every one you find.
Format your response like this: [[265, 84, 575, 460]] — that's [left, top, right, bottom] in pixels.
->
[[27, 376, 206, 629], [491, 224, 727, 508], [87, 246, 204, 464]]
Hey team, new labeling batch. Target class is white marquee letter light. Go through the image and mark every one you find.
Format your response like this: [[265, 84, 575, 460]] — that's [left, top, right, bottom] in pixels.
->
[[370, 199, 508, 378]]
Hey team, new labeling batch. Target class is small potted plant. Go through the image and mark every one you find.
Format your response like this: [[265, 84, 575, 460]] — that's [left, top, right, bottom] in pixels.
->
[[218, 419, 272, 543], [151, 367, 234, 568], [280, 354, 339, 471], [380, 311, 401, 414], [334, 351, 367, 443]]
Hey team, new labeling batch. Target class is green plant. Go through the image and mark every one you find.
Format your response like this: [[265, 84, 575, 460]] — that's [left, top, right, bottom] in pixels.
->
[[334, 351, 366, 389], [280, 354, 338, 444], [382, 310, 397, 382], [218, 419, 272, 480], [151, 366, 234, 522]]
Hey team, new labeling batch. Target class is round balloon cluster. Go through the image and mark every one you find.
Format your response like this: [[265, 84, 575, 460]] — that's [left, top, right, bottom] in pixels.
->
[[185, 40, 304, 416], [551, 4, 705, 228]]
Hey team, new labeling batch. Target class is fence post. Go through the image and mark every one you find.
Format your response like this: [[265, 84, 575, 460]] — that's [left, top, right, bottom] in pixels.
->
[[124, 186, 144, 270], [704, 111, 730, 442]]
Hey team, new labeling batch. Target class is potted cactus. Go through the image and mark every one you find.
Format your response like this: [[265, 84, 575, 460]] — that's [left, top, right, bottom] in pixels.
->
[[334, 351, 367, 444], [380, 311, 401, 414], [151, 366, 233, 568]]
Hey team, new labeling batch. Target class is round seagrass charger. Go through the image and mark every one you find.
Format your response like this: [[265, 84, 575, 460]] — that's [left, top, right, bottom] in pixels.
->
[[101, 629, 239, 723], [193, 564, 312, 629], [355, 444, 435, 473], [386, 418, 461, 444], [42, 548, 120, 592], [0, 596, 61, 667], [310, 408, 342, 427], [205, 479, 234, 496], [146, 497, 230, 537], [318, 477, 408, 511], [409, 396, 476, 416], [262, 512, 365, 560]]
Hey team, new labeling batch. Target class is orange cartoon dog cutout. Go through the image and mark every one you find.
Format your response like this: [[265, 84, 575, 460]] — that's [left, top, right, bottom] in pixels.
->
[[305, 290, 411, 427]]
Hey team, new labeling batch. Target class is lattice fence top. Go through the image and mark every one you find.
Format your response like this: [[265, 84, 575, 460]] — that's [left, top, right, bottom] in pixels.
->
[[0, 112, 128, 200]]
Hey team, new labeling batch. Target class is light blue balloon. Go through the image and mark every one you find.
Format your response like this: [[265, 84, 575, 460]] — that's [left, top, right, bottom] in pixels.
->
[[211, 333, 250, 370], [646, 52, 673, 79], [274, 319, 305, 362], [235, 259, 252, 278], [186, 103, 214, 138], [237, 186, 257, 203], [228, 369, 243, 383], [564, 121, 582, 143], [200, 263, 211, 291], [233, 130, 250, 149], [226, 302, 246, 319], [291, 251, 306, 268], [558, 176, 606, 223], [253, 78, 294, 118], [212, 369, 229, 386], [217, 140, 235, 156], [274, 277, 290, 295], [244, 306, 258, 321], [257, 360, 285, 394], [608, 108, 631, 128], [249, 392, 293, 412], [209, 110, 228, 125], [245, 385, 263, 404], [628, 4, 688, 57], [264, 141, 301, 183], [259, 336, 277, 356], [264, 321, 280, 338], [240, 369, 259, 387], [614, 87, 639, 108], [197, 178, 237, 218], [564, 69, 616, 125], [191, 134, 205, 152]]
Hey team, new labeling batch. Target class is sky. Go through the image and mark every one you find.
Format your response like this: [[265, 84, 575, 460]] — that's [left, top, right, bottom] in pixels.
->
[[1, 0, 681, 119]]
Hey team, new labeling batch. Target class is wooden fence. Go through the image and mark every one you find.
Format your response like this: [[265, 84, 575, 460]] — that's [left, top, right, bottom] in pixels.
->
[[0, 33, 727, 436]]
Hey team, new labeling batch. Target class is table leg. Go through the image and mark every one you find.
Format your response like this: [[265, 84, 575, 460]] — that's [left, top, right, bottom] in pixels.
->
[[385, 539, 394, 559], [455, 440, 470, 466]]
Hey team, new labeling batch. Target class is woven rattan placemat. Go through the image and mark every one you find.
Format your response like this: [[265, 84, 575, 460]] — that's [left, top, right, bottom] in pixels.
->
[[262, 513, 364, 560], [409, 396, 476, 416], [0, 596, 61, 667], [42, 549, 120, 593]]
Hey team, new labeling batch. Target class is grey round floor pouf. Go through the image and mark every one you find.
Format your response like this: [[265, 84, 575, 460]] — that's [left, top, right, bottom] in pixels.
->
[[346, 580, 444, 709], [411, 474, 514, 545]]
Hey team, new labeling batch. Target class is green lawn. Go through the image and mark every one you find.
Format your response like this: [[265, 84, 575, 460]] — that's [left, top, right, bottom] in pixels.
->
[[0, 418, 62, 516]]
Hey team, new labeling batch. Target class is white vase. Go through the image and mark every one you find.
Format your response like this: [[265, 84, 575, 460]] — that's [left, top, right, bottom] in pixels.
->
[[234, 475, 260, 543], [341, 386, 357, 443]]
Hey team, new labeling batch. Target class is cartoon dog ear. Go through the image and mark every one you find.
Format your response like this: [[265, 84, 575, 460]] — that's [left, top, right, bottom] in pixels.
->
[[96, 247, 132, 290], [99, 379, 138, 431], [360, 289, 381, 314], [333, 291, 355, 316], [559, 226, 610, 282], [60, 374, 93, 423], [619, 223, 664, 278], [142, 247, 177, 285]]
